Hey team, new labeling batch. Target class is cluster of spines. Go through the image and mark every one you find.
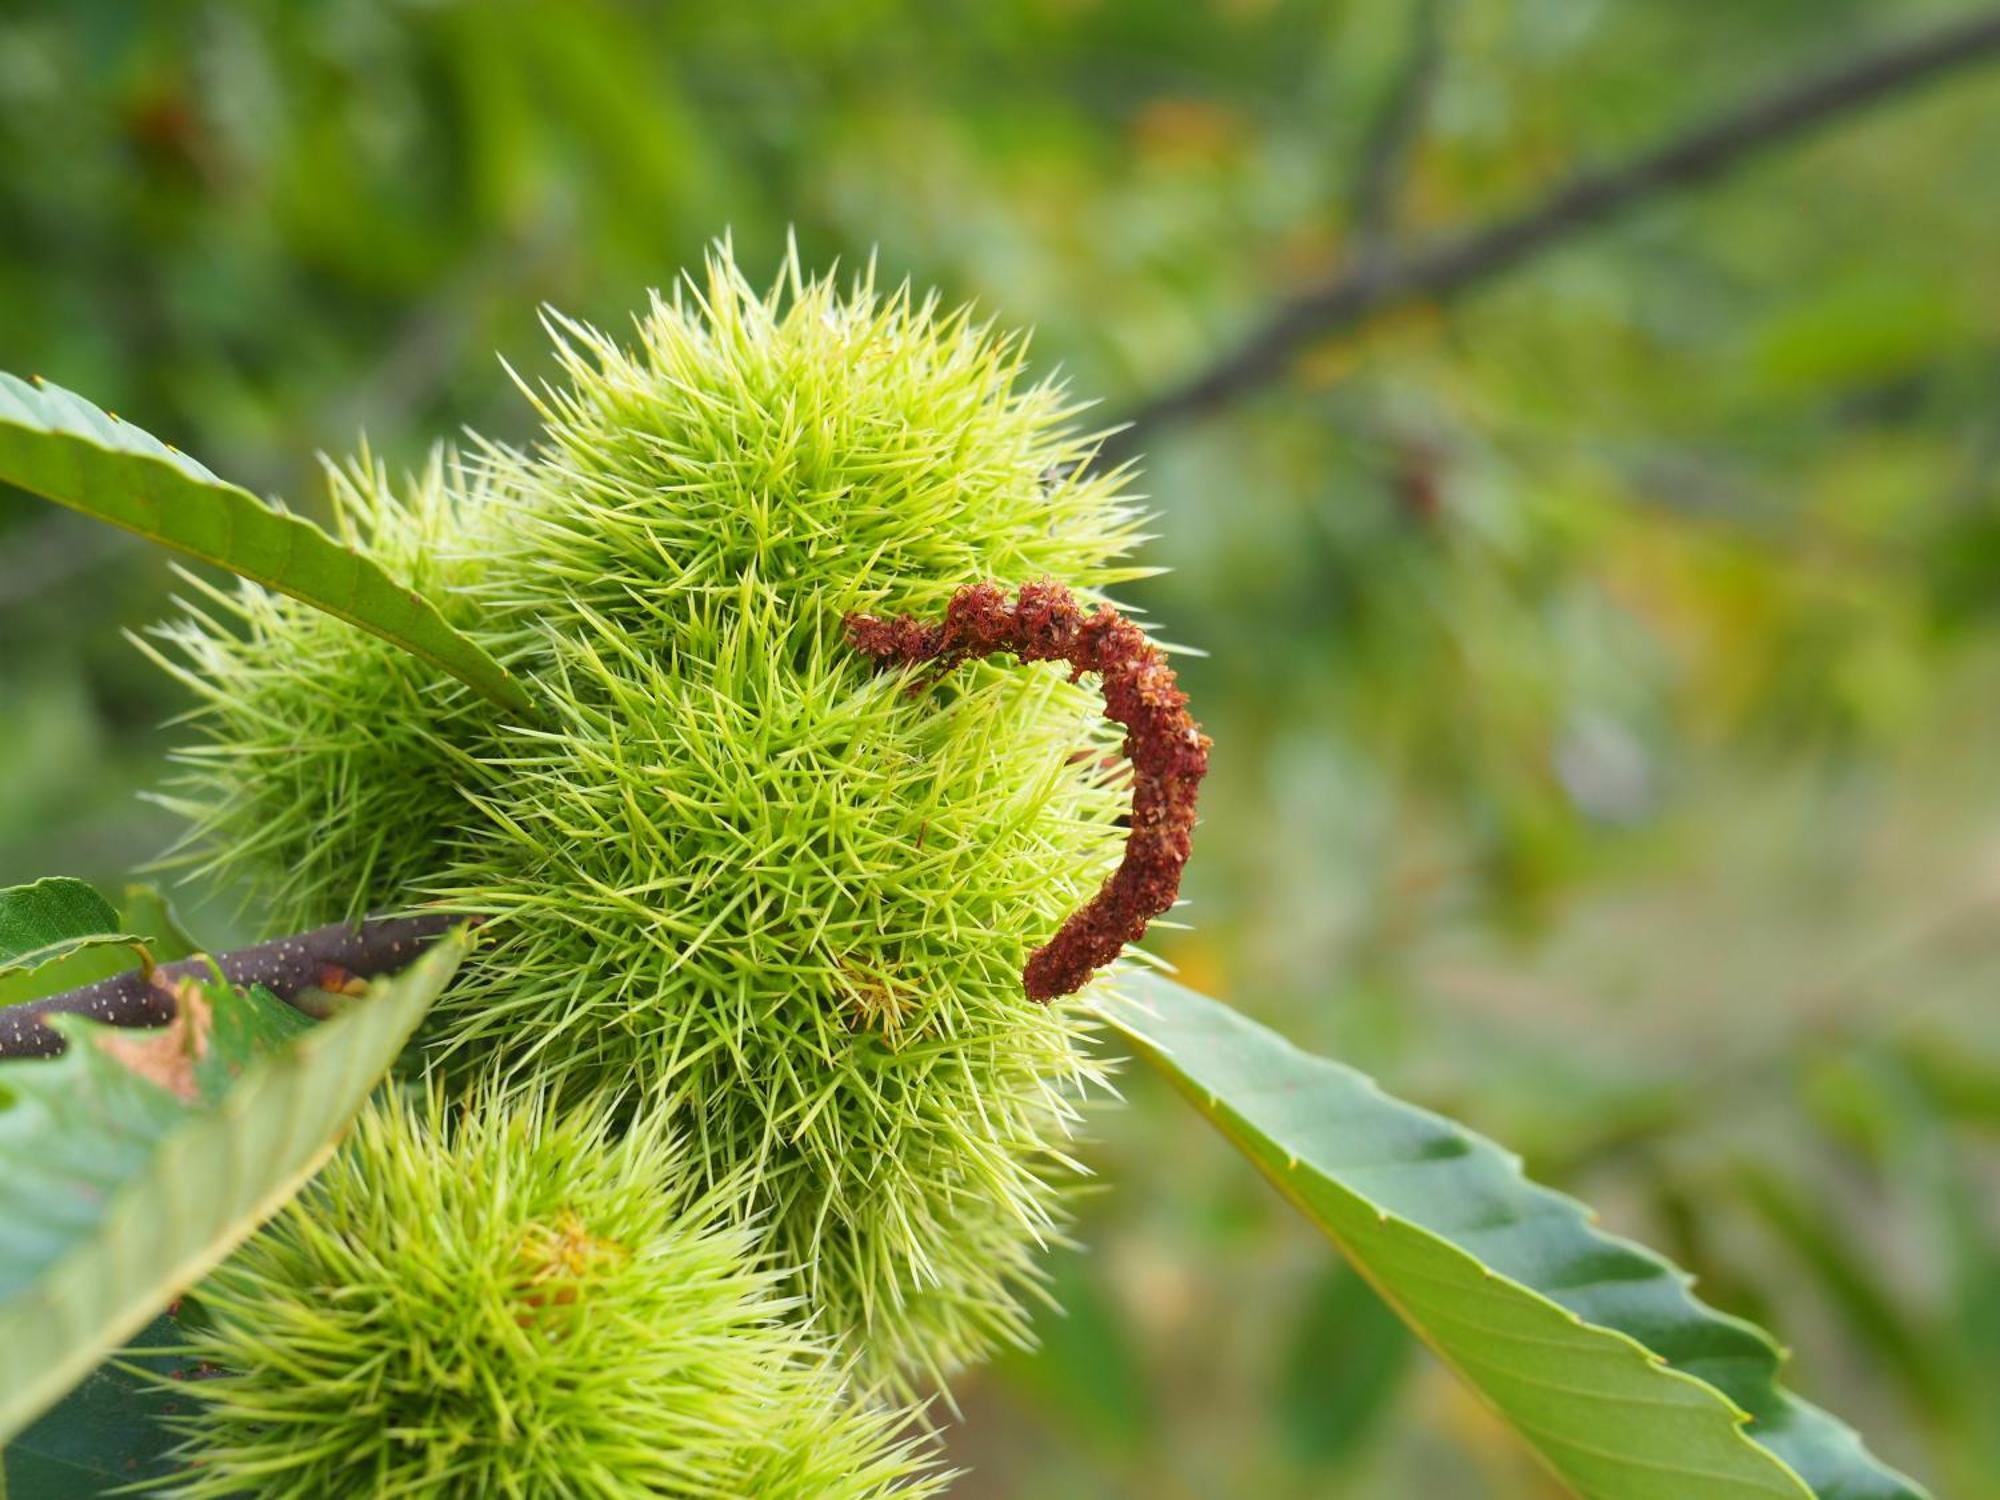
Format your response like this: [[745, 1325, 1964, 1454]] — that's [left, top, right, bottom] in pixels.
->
[[154, 245, 1168, 1405], [163, 1084, 946, 1499], [425, 594, 1124, 1385], [469, 256, 1154, 639], [135, 450, 500, 928]]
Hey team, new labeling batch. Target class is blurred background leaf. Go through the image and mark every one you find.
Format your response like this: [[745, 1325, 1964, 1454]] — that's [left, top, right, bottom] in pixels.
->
[[1, 1, 1996, 1494]]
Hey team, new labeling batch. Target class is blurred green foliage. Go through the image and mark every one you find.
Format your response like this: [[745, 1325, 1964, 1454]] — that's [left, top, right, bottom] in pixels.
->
[[2, 1, 1997, 1495]]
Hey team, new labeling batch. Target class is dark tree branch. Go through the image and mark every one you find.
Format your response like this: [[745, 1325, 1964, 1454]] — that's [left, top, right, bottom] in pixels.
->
[[1109, 8, 2000, 457], [1346, 0, 1454, 260], [0, 912, 462, 1060]]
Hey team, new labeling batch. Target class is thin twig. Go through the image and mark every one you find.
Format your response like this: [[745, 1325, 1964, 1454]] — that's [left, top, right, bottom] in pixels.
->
[[0, 912, 462, 1059], [1347, 0, 1454, 262], [1109, 7, 2000, 456]]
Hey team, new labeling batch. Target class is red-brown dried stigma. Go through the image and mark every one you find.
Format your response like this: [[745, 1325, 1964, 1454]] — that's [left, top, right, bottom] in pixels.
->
[[846, 580, 1210, 1002]]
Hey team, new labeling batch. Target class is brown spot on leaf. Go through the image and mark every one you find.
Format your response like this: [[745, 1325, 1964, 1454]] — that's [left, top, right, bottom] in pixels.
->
[[98, 981, 213, 1101]]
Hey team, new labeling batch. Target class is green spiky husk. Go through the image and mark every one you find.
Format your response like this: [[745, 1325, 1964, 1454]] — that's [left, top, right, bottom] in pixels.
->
[[141, 449, 497, 925], [153, 248, 1155, 1388], [163, 1084, 944, 1499]]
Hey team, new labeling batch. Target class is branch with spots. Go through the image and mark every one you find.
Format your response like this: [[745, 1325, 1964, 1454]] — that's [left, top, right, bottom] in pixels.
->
[[0, 912, 463, 1060], [847, 580, 1210, 1001]]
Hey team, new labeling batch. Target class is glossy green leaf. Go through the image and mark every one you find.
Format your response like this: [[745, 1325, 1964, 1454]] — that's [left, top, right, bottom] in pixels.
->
[[1, 1313, 195, 1497], [0, 930, 469, 1440], [114, 887, 199, 966], [0, 879, 136, 979], [0, 886, 200, 1009], [1097, 976, 1930, 1500], [0, 372, 529, 713]]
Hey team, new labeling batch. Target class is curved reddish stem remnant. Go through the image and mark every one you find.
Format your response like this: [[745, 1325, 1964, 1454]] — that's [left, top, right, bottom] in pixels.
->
[[847, 580, 1210, 1002]]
